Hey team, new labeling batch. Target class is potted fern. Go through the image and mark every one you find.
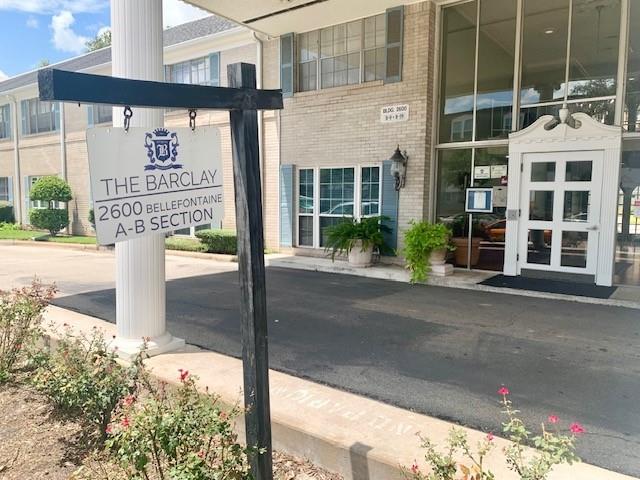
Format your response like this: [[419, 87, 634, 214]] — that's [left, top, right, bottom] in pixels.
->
[[403, 221, 453, 282], [324, 216, 391, 267]]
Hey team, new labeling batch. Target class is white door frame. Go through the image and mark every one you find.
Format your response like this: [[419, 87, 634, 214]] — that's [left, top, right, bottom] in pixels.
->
[[518, 150, 603, 276], [505, 112, 622, 286]]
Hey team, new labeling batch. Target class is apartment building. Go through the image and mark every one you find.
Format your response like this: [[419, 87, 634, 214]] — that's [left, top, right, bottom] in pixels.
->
[[0, 15, 281, 248], [185, 0, 639, 288]]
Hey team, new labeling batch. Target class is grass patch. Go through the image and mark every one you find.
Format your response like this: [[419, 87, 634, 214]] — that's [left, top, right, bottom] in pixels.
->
[[40, 235, 97, 245], [0, 224, 96, 244], [0, 229, 44, 240], [165, 236, 206, 252]]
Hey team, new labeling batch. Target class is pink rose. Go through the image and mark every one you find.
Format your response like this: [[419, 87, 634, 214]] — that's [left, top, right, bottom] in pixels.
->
[[497, 386, 510, 396], [569, 422, 585, 435]]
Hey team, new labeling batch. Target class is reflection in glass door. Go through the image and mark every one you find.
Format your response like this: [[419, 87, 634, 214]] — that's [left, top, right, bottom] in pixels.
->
[[615, 149, 640, 285], [519, 151, 603, 276]]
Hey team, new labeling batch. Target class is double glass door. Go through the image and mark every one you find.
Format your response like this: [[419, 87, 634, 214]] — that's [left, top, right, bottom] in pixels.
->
[[519, 151, 603, 276]]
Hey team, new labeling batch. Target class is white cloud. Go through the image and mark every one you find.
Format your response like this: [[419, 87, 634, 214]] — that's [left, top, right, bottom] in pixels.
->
[[163, 0, 210, 29], [96, 25, 110, 36], [0, 0, 107, 13], [26, 15, 39, 28], [50, 10, 89, 54], [0, 70, 8, 81]]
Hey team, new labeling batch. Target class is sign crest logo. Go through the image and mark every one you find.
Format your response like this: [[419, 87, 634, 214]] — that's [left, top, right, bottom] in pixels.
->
[[144, 128, 182, 171]]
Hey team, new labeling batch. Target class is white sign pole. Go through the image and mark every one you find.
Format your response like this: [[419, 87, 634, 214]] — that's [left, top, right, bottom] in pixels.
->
[[110, 0, 183, 357]]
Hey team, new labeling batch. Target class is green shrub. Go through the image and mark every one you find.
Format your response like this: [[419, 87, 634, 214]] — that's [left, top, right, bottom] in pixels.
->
[[166, 236, 206, 252], [195, 229, 237, 255], [104, 372, 252, 480], [32, 328, 144, 439], [324, 216, 391, 260], [404, 386, 583, 480], [28, 176, 73, 236], [29, 176, 72, 203], [0, 221, 20, 231], [29, 208, 69, 236], [403, 221, 453, 283], [0, 201, 14, 223], [88, 208, 95, 227], [0, 282, 55, 382]]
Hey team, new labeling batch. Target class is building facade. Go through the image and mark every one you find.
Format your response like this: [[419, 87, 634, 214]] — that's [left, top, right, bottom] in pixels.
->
[[252, 0, 638, 287], [1, 0, 639, 289], [0, 16, 282, 249]]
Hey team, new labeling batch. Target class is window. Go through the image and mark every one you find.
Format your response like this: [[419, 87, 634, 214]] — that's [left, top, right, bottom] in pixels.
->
[[624, 0, 640, 132], [360, 167, 380, 216], [167, 55, 217, 86], [22, 99, 59, 135], [298, 169, 314, 246], [296, 166, 381, 248], [0, 104, 10, 139], [295, 9, 402, 93], [0, 177, 9, 202]]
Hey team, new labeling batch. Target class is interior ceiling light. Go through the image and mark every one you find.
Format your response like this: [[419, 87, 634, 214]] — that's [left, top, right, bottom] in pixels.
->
[[544, 28, 555, 34]]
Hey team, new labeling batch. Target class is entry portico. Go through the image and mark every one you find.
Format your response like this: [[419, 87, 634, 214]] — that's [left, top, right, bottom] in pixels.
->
[[505, 111, 623, 286]]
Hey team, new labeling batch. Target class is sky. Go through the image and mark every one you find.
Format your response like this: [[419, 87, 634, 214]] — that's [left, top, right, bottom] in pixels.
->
[[0, 0, 211, 80]]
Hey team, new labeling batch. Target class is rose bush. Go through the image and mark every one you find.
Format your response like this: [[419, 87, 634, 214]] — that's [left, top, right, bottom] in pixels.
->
[[404, 386, 584, 480]]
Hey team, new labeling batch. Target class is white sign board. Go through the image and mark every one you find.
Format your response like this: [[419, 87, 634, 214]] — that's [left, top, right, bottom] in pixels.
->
[[474, 165, 491, 179], [491, 164, 508, 178], [380, 104, 409, 123], [86, 126, 223, 245], [466, 188, 493, 213]]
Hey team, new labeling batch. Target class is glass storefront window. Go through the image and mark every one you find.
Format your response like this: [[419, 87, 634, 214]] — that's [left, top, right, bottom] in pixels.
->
[[438, 2, 477, 144], [473, 147, 509, 271], [436, 149, 472, 221], [615, 146, 640, 285], [624, 0, 640, 132], [520, 0, 570, 106], [475, 0, 516, 140], [567, 0, 620, 101]]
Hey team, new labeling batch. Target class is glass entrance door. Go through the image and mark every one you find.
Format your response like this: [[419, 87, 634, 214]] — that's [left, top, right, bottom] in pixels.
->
[[519, 151, 603, 276]]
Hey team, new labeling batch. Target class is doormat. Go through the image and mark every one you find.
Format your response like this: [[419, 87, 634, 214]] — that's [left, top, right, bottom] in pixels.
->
[[479, 274, 617, 299]]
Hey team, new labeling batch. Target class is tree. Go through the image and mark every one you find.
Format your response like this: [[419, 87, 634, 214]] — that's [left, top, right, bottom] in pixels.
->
[[28, 176, 73, 236], [37, 59, 50, 68], [86, 29, 112, 52]]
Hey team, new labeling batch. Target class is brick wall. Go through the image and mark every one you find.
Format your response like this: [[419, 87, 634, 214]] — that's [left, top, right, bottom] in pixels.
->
[[264, 1, 436, 252]]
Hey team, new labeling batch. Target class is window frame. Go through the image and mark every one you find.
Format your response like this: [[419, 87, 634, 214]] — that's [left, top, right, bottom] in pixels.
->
[[296, 13, 388, 93], [295, 164, 383, 248], [23, 99, 58, 136], [0, 104, 10, 140], [0, 177, 9, 202]]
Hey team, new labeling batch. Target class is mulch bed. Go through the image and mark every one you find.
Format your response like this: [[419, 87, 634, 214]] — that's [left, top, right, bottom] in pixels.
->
[[0, 384, 342, 480]]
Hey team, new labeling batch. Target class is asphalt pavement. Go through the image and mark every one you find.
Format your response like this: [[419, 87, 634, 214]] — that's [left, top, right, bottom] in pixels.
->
[[51, 266, 640, 477]]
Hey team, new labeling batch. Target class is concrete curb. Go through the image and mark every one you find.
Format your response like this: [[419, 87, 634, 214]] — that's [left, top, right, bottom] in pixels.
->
[[42, 305, 638, 480]]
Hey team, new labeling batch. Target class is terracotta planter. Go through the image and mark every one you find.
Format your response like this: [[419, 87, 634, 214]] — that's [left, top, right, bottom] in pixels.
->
[[429, 247, 448, 266], [348, 240, 374, 267], [451, 237, 482, 267]]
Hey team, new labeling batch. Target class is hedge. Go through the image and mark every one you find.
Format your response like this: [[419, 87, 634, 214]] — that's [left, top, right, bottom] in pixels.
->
[[29, 209, 69, 236], [195, 229, 237, 255], [0, 201, 14, 223]]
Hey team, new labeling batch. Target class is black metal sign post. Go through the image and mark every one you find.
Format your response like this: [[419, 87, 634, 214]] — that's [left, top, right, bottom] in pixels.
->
[[38, 63, 281, 480]]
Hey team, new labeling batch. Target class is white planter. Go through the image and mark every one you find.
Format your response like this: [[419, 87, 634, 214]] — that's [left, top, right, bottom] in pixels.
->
[[348, 240, 374, 267], [429, 247, 447, 266]]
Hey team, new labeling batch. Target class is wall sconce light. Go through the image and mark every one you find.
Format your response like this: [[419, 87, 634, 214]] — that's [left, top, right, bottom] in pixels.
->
[[389, 145, 408, 191]]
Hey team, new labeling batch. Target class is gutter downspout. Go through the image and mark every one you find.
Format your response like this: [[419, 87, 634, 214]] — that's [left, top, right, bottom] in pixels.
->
[[59, 102, 69, 233], [253, 31, 266, 208], [4, 94, 21, 226]]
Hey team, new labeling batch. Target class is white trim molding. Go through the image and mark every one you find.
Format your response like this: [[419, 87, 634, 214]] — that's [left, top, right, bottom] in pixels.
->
[[506, 112, 623, 286]]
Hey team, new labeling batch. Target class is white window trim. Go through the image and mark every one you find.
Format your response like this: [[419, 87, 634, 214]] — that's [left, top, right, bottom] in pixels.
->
[[296, 164, 383, 249]]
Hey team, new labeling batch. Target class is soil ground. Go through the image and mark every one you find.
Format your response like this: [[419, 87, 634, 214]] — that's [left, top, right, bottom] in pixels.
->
[[0, 384, 341, 480]]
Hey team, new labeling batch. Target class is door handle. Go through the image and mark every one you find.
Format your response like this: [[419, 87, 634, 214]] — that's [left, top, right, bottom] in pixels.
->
[[586, 225, 599, 231]]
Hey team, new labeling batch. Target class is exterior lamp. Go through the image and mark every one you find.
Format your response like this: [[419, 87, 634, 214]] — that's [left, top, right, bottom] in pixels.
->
[[389, 145, 408, 191]]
